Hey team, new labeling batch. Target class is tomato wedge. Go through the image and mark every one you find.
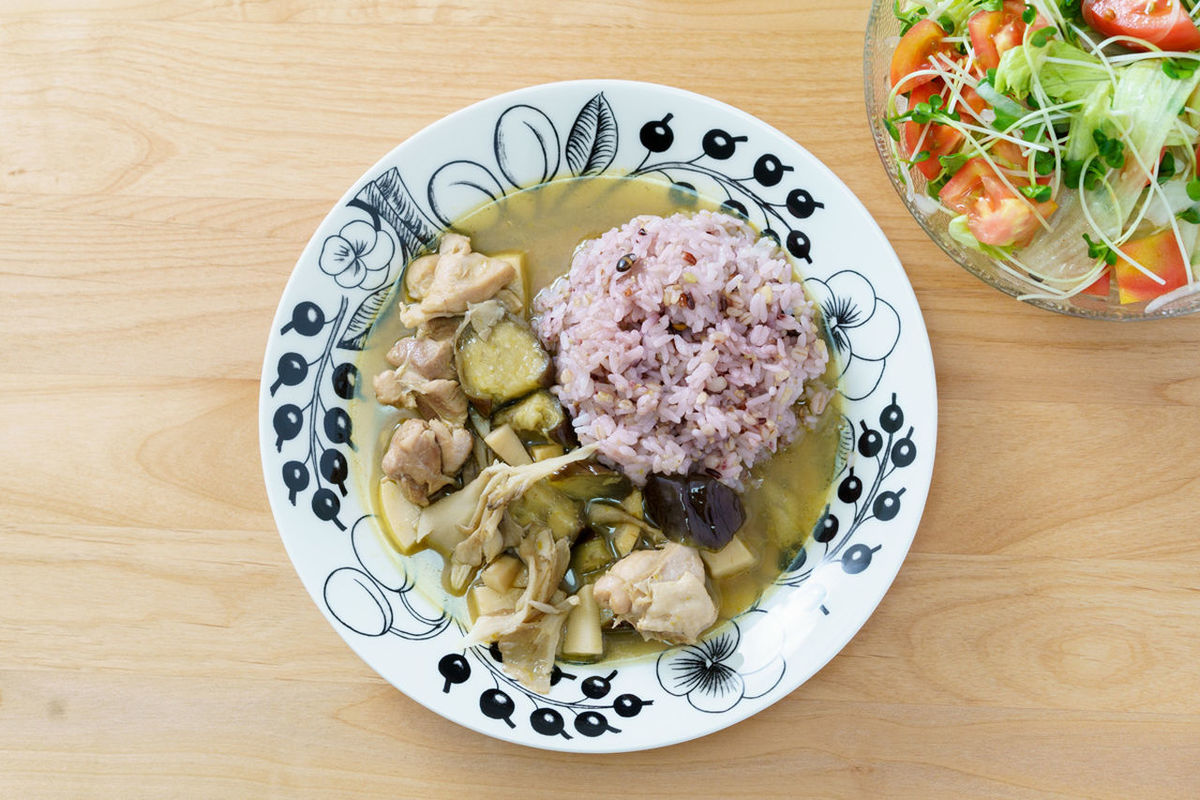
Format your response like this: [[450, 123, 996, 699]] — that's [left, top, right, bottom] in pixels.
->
[[940, 158, 993, 213], [1114, 228, 1190, 303], [990, 138, 1027, 169], [955, 83, 989, 123], [890, 19, 952, 93], [969, 1, 1029, 71], [1080, 271, 1111, 298], [939, 157, 1057, 247], [1082, 0, 1200, 51], [902, 82, 965, 180]]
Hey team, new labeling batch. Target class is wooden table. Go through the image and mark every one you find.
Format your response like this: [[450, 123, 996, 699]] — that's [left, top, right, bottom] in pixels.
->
[[3, 1, 1198, 797]]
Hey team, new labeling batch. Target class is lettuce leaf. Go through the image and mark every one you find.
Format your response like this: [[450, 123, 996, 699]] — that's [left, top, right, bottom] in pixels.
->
[[995, 41, 1106, 103], [1063, 82, 1111, 173], [947, 214, 983, 251]]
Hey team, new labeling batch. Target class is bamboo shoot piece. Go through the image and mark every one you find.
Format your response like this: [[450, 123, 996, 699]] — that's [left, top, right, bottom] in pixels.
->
[[530, 443, 564, 462], [620, 488, 644, 519], [379, 478, 422, 552], [480, 554, 523, 593], [469, 584, 520, 619], [562, 584, 603, 658], [483, 423, 532, 466], [700, 535, 756, 579], [611, 522, 640, 558], [493, 252, 528, 310]]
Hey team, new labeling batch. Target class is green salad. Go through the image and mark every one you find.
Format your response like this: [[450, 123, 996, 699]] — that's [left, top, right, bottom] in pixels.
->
[[885, 0, 1200, 307]]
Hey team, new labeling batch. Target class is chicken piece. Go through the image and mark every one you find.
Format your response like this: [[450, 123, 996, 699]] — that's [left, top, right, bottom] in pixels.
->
[[429, 418, 473, 474], [419, 315, 461, 342], [373, 365, 467, 425], [403, 237, 469, 302], [372, 368, 416, 407], [381, 419, 452, 505], [416, 378, 468, 424], [593, 543, 718, 645], [385, 336, 455, 380], [380, 418, 473, 506], [399, 235, 517, 328], [416, 248, 514, 314], [404, 254, 440, 300], [440, 232, 472, 256]]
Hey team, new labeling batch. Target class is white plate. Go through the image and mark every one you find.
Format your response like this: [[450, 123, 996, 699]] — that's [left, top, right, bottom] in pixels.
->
[[259, 80, 937, 752]]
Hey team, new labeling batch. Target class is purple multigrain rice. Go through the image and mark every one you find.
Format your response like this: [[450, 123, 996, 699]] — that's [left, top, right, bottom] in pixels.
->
[[533, 210, 829, 488]]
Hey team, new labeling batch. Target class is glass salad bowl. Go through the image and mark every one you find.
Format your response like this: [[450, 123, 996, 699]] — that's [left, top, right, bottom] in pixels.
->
[[863, 0, 1200, 320]]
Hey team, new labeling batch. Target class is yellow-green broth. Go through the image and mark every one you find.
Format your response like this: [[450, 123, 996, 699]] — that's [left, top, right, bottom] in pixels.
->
[[350, 174, 842, 663]]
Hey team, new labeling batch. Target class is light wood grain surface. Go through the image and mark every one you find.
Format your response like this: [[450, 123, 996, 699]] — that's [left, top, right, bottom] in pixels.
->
[[3, 1, 1198, 797]]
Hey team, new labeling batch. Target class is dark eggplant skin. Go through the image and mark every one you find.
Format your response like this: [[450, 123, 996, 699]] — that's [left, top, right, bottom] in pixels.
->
[[547, 460, 632, 503], [643, 474, 745, 550]]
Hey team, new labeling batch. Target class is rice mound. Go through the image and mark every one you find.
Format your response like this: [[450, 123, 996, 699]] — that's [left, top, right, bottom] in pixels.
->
[[533, 210, 830, 488]]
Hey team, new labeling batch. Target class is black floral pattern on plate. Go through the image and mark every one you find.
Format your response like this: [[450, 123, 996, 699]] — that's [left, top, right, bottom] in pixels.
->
[[805, 270, 901, 402], [778, 392, 917, 588], [318, 220, 395, 290], [437, 645, 653, 740], [655, 610, 784, 713], [272, 295, 354, 530], [322, 516, 450, 640], [631, 116, 822, 262]]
